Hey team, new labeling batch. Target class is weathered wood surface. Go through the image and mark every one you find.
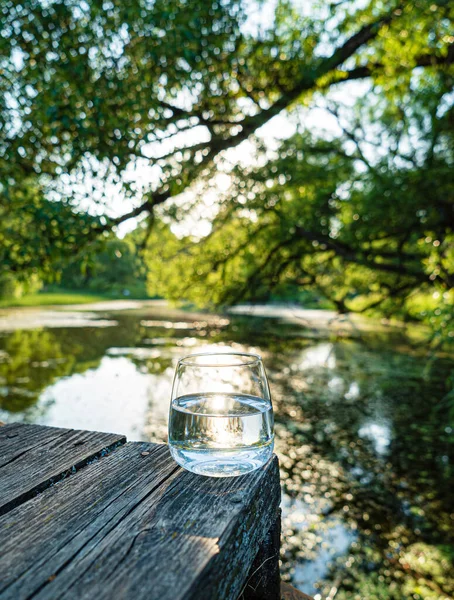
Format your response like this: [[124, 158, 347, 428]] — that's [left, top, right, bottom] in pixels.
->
[[0, 422, 125, 516], [0, 423, 280, 600], [240, 512, 281, 600]]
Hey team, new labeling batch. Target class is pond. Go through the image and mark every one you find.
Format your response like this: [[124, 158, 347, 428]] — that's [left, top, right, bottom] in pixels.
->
[[0, 302, 453, 599]]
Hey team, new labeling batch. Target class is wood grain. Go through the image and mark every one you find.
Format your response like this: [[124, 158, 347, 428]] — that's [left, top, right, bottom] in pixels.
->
[[240, 511, 281, 600], [0, 440, 279, 600], [53, 455, 280, 600], [0, 442, 176, 598], [0, 422, 125, 516], [0, 424, 281, 600]]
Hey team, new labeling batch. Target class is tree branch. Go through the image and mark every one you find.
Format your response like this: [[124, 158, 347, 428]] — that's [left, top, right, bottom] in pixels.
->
[[293, 227, 427, 282], [333, 47, 454, 85], [100, 8, 408, 227]]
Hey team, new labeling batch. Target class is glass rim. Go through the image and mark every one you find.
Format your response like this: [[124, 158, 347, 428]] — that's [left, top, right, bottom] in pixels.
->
[[178, 351, 262, 368]]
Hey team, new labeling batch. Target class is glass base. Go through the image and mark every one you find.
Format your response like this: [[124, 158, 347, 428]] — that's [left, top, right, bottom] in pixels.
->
[[169, 442, 273, 477]]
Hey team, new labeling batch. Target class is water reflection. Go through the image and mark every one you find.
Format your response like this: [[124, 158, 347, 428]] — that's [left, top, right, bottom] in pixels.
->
[[36, 357, 153, 440], [0, 307, 452, 599], [0, 309, 117, 331], [344, 382, 360, 401], [296, 521, 355, 599], [358, 421, 391, 456], [299, 343, 336, 370]]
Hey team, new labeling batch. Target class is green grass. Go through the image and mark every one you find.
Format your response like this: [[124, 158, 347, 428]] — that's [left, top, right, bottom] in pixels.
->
[[0, 291, 110, 308]]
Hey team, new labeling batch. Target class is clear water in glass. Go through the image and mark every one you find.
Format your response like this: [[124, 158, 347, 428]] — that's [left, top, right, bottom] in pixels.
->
[[168, 353, 274, 477]]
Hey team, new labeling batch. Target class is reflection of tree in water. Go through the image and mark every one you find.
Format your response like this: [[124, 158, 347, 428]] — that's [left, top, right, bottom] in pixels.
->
[[266, 338, 454, 599], [0, 315, 146, 416], [206, 315, 453, 596], [0, 329, 73, 413]]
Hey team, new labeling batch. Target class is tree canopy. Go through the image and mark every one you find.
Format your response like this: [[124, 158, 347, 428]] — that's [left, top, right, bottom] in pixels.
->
[[146, 72, 453, 322], [1, 0, 453, 338]]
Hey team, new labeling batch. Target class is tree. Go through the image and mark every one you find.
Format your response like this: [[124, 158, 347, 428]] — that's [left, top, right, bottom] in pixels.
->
[[1, 0, 453, 327], [2, 0, 452, 219], [144, 59, 454, 342], [59, 234, 148, 297], [0, 180, 103, 296]]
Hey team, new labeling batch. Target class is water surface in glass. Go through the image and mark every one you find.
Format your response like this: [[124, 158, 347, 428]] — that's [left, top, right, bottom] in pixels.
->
[[168, 352, 274, 477]]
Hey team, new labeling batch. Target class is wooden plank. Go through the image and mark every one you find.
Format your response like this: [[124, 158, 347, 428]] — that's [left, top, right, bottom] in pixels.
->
[[44, 453, 280, 600], [240, 511, 281, 600], [0, 422, 64, 468], [0, 422, 125, 516], [0, 442, 177, 599], [0, 440, 280, 600]]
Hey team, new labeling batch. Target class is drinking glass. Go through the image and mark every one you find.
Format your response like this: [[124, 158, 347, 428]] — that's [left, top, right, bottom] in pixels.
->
[[168, 352, 274, 477]]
